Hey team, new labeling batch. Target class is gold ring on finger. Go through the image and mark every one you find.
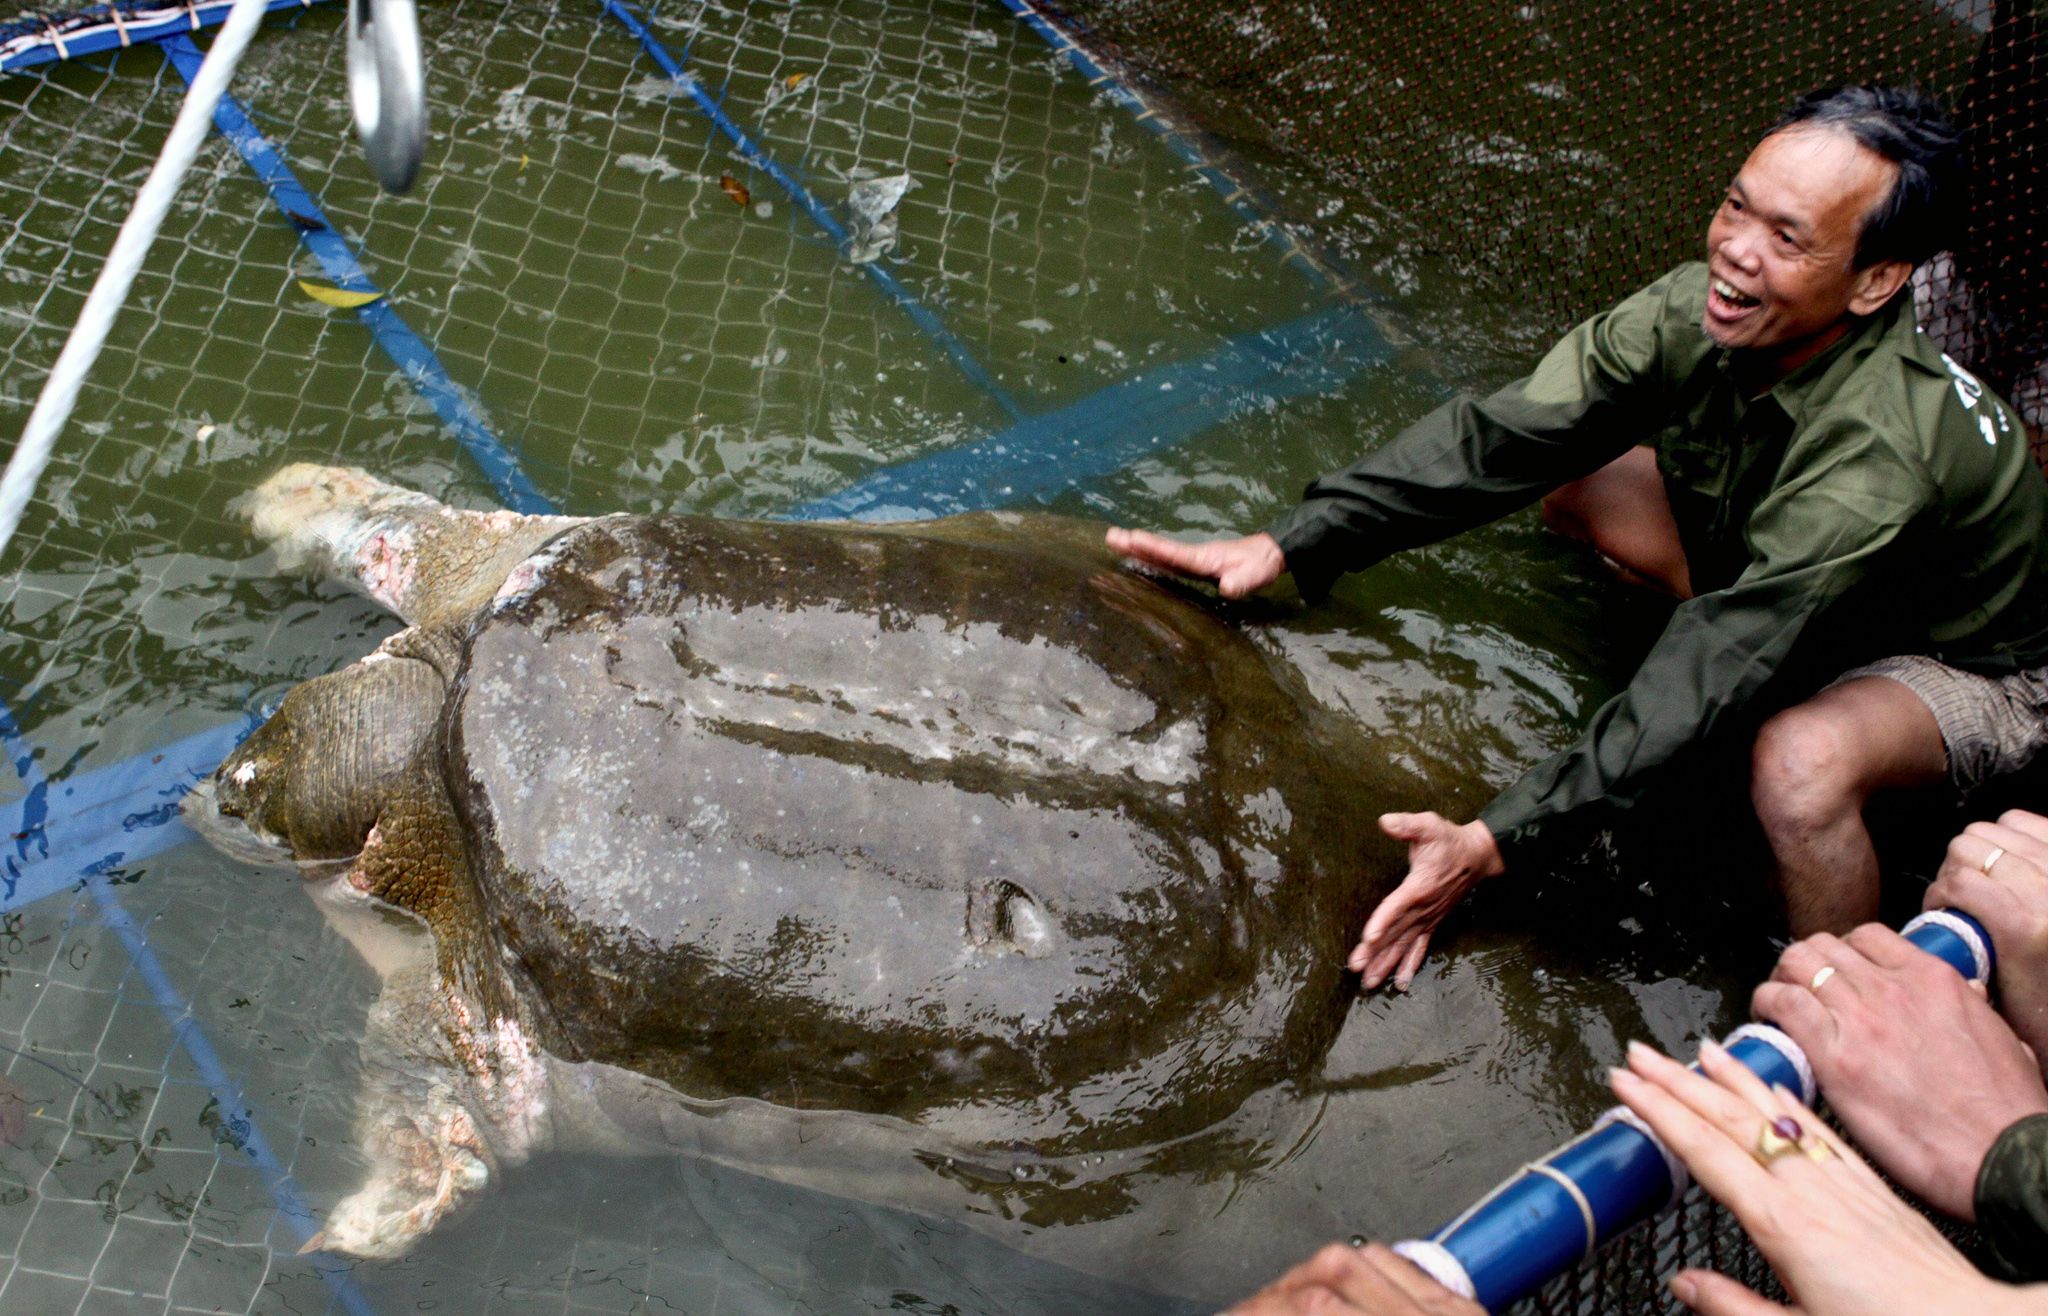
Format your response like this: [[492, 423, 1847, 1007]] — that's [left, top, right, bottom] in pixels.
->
[[1982, 846, 2007, 876], [1753, 1116, 1800, 1166], [1752, 1114, 1832, 1167]]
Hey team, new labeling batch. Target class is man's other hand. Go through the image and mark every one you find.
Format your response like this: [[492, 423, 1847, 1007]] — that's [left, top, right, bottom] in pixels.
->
[[1224, 1242, 1483, 1316], [1103, 527, 1285, 599], [1752, 925, 2048, 1219], [1926, 809, 2048, 1068], [1350, 814, 1504, 991]]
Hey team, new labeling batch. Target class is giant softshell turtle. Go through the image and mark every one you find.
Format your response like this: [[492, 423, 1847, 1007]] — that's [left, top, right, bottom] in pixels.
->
[[190, 464, 1422, 1270]]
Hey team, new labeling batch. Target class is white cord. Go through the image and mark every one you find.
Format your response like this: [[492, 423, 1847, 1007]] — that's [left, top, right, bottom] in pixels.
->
[[0, 0, 274, 565]]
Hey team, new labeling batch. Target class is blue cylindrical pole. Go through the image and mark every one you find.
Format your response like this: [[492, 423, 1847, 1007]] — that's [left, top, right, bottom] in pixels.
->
[[1391, 910, 1995, 1312]]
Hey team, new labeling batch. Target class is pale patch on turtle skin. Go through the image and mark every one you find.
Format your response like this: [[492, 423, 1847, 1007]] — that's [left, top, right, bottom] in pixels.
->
[[474, 1016, 549, 1155], [353, 527, 422, 616], [314, 1092, 493, 1260], [490, 551, 560, 612], [348, 824, 386, 893]]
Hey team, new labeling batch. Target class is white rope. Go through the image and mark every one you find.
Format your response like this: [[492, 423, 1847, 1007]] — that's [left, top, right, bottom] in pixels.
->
[[1390, 1240, 1477, 1301], [0, 0, 274, 565], [1903, 909, 1993, 985], [1726, 1022, 1816, 1106]]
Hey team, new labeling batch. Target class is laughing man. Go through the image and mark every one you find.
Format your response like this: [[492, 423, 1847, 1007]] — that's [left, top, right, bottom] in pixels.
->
[[1108, 85, 2048, 990]]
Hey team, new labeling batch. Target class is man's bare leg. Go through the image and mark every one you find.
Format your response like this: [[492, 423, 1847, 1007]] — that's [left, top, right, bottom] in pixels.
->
[[1541, 446, 1694, 599], [1749, 677, 1949, 934]]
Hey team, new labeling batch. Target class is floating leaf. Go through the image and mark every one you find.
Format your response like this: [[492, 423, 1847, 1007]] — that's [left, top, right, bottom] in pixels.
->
[[296, 280, 384, 310], [719, 173, 751, 207]]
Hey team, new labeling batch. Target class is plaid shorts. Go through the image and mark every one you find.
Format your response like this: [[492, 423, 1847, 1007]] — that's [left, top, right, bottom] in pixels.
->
[[1835, 654, 2048, 796]]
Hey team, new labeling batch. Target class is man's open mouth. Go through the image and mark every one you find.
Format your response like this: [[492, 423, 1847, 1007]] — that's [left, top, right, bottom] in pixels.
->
[[1711, 277, 1761, 310]]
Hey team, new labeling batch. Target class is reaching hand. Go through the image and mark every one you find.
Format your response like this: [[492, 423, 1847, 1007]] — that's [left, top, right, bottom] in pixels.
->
[[1103, 527, 1286, 599], [1349, 813, 1504, 991], [1751, 925, 2048, 1220], [1611, 1039, 2023, 1316], [1925, 809, 2048, 1069], [1223, 1241, 1483, 1316]]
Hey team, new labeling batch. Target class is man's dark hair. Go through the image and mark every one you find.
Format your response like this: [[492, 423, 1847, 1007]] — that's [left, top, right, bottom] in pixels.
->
[[1768, 84, 1963, 269]]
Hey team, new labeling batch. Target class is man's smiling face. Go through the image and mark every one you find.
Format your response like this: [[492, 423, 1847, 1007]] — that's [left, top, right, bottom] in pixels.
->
[[1703, 126, 1903, 380]]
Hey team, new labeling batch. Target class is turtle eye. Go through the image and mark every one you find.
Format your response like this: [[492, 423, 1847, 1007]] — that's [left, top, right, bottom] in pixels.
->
[[965, 878, 1054, 959]]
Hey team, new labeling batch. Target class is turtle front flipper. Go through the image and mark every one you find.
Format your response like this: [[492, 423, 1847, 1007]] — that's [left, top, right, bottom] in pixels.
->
[[238, 463, 586, 627], [305, 955, 552, 1259]]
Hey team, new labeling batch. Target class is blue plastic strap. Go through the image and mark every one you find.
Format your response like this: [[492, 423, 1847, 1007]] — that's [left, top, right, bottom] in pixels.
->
[[995, 0, 1340, 292], [161, 35, 556, 515], [0, 697, 378, 1313], [0, 717, 254, 912], [784, 304, 1389, 521]]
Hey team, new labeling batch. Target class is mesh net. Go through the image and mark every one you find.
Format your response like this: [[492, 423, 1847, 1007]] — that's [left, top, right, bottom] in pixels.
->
[[0, 0, 2024, 1312], [0, 0, 1335, 764], [1032, 0, 2048, 460]]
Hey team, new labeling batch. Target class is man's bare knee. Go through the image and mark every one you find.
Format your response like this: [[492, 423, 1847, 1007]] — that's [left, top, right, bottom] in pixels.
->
[[1751, 706, 1860, 835]]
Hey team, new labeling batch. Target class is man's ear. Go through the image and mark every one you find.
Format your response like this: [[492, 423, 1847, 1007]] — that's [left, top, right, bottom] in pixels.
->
[[1848, 258, 1913, 316]]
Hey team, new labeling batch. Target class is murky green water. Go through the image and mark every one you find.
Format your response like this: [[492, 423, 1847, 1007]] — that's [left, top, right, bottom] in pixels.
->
[[0, 1, 1781, 1311]]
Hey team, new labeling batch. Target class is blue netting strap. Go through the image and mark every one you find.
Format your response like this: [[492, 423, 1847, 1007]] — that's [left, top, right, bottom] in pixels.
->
[[0, 0, 331, 74]]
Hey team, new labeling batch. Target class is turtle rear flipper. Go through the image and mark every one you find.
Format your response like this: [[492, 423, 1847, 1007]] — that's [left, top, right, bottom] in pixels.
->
[[311, 1098, 492, 1260]]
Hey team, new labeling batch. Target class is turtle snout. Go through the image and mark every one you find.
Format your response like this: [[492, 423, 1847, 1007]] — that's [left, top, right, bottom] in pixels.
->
[[181, 764, 296, 867]]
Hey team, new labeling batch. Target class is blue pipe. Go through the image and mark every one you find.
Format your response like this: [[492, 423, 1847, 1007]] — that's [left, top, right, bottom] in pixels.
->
[[599, 0, 1023, 422], [160, 35, 556, 515], [1392, 910, 1997, 1312]]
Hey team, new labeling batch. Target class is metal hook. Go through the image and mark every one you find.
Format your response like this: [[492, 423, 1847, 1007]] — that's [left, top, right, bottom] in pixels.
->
[[346, 0, 427, 194]]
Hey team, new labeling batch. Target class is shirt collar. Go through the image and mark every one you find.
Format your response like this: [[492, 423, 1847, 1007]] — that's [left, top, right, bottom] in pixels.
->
[[1710, 290, 1912, 426]]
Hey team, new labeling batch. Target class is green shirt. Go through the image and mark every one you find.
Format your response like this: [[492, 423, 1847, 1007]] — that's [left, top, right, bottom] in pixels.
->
[[1976, 1112, 2048, 1283], [1268, 264, 2048, 860]]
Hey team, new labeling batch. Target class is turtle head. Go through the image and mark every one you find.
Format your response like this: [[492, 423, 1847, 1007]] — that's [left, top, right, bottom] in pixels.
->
[[236, 464, 440, 577], [193, 648, 447, 866], [237, 464, 588, 627]]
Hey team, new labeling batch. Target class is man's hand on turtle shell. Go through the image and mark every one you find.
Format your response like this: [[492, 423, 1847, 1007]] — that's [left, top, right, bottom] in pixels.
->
[[1351, 814, 1504, 992], [1105, 527, 1285, 599]]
